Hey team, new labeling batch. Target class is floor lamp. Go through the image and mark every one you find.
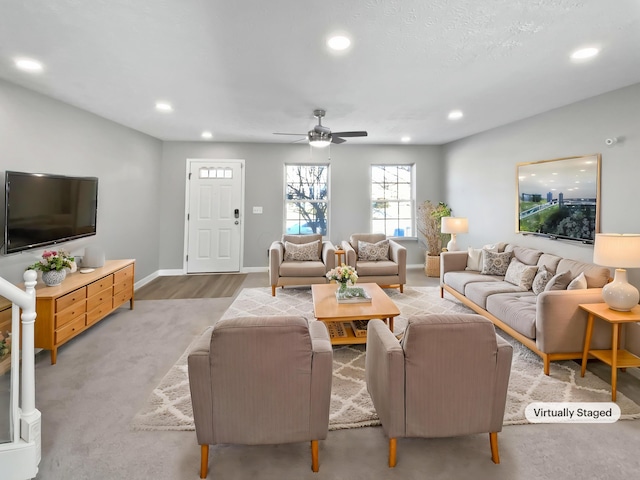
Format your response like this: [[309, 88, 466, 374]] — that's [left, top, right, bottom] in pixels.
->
[[441, 217, 468, 252], [593, 233, 640, 311]]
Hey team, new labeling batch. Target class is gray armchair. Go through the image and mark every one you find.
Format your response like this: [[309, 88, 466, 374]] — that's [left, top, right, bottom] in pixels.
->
[[188, 316, 333, 478], [269, 234, 335, 296], [342, 233, 406, 292], [365, 314, 513, 467]]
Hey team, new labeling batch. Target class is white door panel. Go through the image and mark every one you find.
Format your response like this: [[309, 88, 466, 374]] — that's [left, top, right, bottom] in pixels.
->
[[186, 160, 243, 273]]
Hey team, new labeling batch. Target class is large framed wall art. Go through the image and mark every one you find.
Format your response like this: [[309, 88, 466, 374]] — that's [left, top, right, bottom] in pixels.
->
[[516, 154, 601, 244]]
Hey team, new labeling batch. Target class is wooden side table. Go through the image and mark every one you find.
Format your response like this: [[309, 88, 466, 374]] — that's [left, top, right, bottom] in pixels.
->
[[335, 248, 345, 266], [579, 303, 640, 401]]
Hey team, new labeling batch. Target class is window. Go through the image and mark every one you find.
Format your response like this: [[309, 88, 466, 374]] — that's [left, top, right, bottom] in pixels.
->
[[371, 164, 415, 237], [285, 164, 328, 235]]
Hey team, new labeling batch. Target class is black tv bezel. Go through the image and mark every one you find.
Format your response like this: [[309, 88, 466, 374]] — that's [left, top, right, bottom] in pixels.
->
[[4, 170, 99, 255]]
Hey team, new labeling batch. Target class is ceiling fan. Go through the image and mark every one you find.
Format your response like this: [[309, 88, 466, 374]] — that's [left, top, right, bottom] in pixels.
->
[[274, 109, 368, 147]]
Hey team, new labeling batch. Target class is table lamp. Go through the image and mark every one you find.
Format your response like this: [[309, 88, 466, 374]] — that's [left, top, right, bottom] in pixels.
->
[[593, 233, 640, 311], [440, 217, 469, 252]]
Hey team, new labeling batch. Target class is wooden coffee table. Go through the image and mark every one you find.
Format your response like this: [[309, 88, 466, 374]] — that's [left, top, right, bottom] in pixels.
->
[[311, 283, 400, 345]]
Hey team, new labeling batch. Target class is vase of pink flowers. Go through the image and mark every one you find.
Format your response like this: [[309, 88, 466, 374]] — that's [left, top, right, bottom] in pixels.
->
[[27, 250, 74, 286]]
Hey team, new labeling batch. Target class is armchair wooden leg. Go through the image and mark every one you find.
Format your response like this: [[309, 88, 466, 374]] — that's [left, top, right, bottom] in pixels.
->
[[439, 286, 444, 298], [271, 285, 276, 296], [399, 284, 404, 293], [388, 438, 397, 468], [200, 444, 209, 478], [543, 355, 550, 376], [489, 432, 500, 464], [311, 440, 319, 472]]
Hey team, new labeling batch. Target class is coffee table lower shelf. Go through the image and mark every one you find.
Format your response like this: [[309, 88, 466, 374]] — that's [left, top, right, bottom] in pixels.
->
[[325, 321, 368, 345]]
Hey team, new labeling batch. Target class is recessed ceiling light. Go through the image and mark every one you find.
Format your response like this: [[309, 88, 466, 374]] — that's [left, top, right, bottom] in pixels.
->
[[401, 136, 411, 142], [155, 102, 173, 112], [15, 57, 44, 72], [201, 131, 213, 139], [448, 110, 463, 120], [327, 35, 351, 51], [570, 47, 600, 60]]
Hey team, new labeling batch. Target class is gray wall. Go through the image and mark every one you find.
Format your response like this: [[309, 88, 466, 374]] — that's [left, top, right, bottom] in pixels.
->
[[0, 79, 162, 284], [160, 143, 444, 269]]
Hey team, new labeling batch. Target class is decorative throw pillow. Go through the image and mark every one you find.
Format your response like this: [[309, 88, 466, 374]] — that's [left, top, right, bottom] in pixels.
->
[[504, 259, 538, 290], [358, 239, 389, 261], [567, 272, 588, 290], [544, 270, 573, 291], [466, 245, 499, 271], [481, 250, 512, 276], [284, 240, 320, 261], [532, 265, 553, 295]]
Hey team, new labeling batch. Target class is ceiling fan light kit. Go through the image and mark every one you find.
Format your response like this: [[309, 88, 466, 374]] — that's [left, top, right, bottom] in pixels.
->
[[274, 109, 367, 147]]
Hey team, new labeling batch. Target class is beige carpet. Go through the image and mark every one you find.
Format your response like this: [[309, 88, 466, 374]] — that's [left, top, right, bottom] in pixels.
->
[[130, 286, 640, 432]]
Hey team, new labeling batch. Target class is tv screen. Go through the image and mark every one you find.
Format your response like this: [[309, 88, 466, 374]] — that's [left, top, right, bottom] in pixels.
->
[[4, 171, 98, 254]]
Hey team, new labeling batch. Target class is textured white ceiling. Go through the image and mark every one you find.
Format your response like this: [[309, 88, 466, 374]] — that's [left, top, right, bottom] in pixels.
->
[[1, 0, 639, 145]]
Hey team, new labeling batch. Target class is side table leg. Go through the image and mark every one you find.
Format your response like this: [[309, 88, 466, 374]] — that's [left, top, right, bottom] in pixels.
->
[[611, 324, 620, 402], [580, 314, 594, 377], [51, 348, 57, 365], [389, 317, 394, 333]]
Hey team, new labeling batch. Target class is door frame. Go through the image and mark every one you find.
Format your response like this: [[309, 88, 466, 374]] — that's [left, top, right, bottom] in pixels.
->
[[183, 158, 246, 273]]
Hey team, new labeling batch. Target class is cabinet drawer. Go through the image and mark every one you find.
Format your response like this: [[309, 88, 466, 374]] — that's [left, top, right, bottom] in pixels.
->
[[55, 302, 87, 329], [114, 278, 133, 295], [113, 289, 133, 308], [55, 314, 85, 344], [114, 265, 134, 285], [56, 287, 87, 312], [86, 297, 113, 327], [87, 276, 114, 297], [87, 287, 113, 311]]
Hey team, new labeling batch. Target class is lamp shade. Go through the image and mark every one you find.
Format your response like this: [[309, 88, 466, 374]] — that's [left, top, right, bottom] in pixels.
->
[[593, 234, 640, 268], [440, 217, 469, 234]]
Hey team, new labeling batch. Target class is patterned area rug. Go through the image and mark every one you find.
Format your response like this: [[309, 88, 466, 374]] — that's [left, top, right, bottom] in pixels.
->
[[130, 286, 640, 431]]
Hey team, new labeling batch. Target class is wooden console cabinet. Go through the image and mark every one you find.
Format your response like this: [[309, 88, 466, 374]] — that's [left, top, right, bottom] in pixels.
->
[[32, 259, 135, 364]]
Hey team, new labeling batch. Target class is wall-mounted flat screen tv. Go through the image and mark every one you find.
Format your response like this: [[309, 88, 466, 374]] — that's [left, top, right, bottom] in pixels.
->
[[4, 171, 98, 254]]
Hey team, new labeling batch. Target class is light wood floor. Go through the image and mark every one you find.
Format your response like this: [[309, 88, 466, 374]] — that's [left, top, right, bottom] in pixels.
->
[[135, 273, 247, 300]]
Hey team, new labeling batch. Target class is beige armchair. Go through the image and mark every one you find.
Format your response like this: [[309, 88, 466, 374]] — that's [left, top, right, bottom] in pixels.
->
[[269, 234, 335, 296], [188, 316, 333, 478], [342, 233, 406, 292], [365, 314, 513, 467]]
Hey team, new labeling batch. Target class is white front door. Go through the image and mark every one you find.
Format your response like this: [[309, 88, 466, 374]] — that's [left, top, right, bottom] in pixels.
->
[[186, 160, 243, 273]]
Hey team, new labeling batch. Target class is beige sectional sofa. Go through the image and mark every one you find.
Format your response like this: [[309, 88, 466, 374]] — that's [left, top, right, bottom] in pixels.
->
[[439, 243, 614, 375]]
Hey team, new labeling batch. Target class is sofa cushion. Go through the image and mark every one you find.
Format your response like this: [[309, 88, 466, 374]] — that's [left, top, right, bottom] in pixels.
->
[[532, 265, 553, 295], [504, 259, 538, 290], [481, 251, 512, 276], [567, 272, 587, 290], [544, 270, 572, 291], [556, 258, 610, 288], [355, 260, 398, 276], [284, 240, 320, 261], [282, 234, 323, 258], [443, 271, 502, 295], [486, 293, 537, 339], [536, 253, 562, 275], [279, 260, 326, 277], [357, 239, 389, 261], [465, 281, 526, 310], [506, 245, 543, 266]]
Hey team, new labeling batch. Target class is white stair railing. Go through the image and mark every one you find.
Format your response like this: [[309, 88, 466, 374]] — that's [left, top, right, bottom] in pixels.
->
[[0, 270, 41, 480]]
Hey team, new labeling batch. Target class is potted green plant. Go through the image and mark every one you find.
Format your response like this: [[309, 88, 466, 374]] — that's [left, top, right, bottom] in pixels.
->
[[416, 201, 452, 277]]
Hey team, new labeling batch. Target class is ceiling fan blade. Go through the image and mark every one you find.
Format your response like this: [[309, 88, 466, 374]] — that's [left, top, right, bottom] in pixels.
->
[[273, 132, 307, 136], [331, 131, 368, 137], [331, 137, 347, 144]]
